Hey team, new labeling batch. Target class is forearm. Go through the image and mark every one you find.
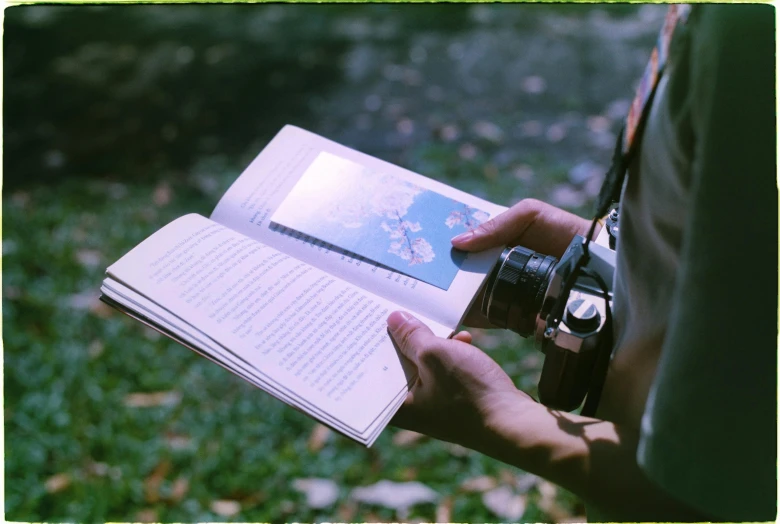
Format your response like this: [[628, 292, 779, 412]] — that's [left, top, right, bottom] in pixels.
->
[[474, 390, 709, 521]]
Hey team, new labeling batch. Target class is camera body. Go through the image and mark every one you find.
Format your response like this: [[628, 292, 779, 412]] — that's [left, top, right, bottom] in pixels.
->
[[482, 225, 616, 412]]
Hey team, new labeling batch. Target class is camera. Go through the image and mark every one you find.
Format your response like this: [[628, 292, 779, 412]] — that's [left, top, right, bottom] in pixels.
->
[[481, 217, 617, 413]]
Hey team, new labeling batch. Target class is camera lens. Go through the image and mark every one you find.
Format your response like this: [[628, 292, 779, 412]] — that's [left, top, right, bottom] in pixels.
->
[[481, 246, 558, 337]]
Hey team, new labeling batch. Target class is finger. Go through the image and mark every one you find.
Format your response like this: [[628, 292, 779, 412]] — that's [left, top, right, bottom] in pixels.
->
[[451, 199, 543, 252], [452, 330, 472, 344], [386, 311, 436, 363]]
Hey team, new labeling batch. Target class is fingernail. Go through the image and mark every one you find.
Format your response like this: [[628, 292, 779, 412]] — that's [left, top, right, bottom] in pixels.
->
[[451, 230, 475, 245], [387, 311, 412, 332]]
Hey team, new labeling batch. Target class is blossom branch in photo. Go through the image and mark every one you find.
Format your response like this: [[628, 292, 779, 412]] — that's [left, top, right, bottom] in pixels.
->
[[381, 212, 435, 266], [445, 203, 490, 231]]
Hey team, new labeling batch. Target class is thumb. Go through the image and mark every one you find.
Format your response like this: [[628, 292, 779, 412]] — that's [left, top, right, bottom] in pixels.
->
[[386, 311, 436, 363]]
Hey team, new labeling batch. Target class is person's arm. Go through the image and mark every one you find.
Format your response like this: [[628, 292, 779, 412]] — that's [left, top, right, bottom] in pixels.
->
[[388, 311, 711, 521]]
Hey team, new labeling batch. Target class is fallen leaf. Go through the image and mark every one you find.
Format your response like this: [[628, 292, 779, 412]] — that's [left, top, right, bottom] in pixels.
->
[[392, 429, 425, 447], [590, 130, 618, 151], [473, 121, 504, 143], [445, 442, 470, 457], [170, 476, 190, 502], [522, 75, 547, 94], [499, 468, 517, 485], [397, 118, 414, 136], [164, 432, 193, 451], [584, 171, 606, 198], [546, 123, 568, 143], [586, 115, 611, 134], [458, 143, 478, 161], [520, 353, 542, 370], [109, 466, 122, 481], [44, 472, 71, 493], [520, 120, 543, 137], [308, 424, 332, 452], [470, 330, 503, 350], [292, 477, 340, 509], [87, 340, 104, 359], [435, 495, 453, 522], [537, 479, 574, 522], [124, 391, 182, 408], [515, 473, 540, 494], [402, 68, 422, 86], [67, 291, 100, 310], [605, 98, 631, 121], [549, 184, 586, 209], [210, 499, 241, 517], [364, 94, 382, 112], [191, 174, 220, 196], [482, 485, 526, 520], [568, 161, 606, 187], [134, 509, 158, 523], [91, 298, 115, 319], [537, 478, 557, 500], [71, 227, 87, 243], [143, 326, 162, 341], [153, 182, 172, 207], [75, 249, 102, 269], [85, 461, 109, 477], [11, 191, 30, 208], [460, 475, 497, 493], [351, 480, 438, 519], [438, 124, 460, 142], [144, 460, 171, 503], [337, 500, 358, 521], [513, 164, 534, 182], [4, 286, 21, 300]]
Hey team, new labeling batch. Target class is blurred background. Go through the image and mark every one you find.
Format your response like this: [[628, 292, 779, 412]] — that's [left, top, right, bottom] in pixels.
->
[[4, 4, 665, 522]]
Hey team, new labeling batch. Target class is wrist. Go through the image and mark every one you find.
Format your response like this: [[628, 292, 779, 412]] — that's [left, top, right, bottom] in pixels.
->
[[478, 390, 594, 493]]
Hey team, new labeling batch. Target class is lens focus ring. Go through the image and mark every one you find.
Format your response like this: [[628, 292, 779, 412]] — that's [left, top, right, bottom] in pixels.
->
[[482, 246, 558, 337]]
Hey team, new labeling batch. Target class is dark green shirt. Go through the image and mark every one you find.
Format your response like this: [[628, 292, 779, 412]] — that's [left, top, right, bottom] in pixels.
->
[[612, 5, 776, 520]]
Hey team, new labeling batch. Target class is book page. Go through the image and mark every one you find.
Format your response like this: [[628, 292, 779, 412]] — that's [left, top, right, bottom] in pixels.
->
[[100, 281, 407, 445], [210, 125, 506, 329], [106, 213, 450, 435]]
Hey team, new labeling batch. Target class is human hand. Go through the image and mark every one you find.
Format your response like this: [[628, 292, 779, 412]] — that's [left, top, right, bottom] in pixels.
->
[[453, 199, 595, 327], [387, 311, 536, 450]]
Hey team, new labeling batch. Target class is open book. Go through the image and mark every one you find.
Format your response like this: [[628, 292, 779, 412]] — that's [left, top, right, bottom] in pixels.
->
[[101, 126, 505, 446]]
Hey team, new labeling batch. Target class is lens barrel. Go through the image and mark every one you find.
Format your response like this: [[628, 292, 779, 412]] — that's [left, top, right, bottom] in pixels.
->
[[482, 246, 558, 337]]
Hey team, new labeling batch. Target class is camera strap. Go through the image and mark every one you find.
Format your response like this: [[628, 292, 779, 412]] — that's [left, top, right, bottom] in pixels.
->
[[594, 4, 691, 219], [581, 4, 691, 417]]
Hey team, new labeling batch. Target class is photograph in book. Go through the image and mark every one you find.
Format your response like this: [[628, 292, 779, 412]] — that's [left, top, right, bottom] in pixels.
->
[[271, 151, 489, 290]]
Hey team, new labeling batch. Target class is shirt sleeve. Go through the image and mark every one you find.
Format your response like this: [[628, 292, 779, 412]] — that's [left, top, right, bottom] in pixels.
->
[[636, 5, 777, 521]]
